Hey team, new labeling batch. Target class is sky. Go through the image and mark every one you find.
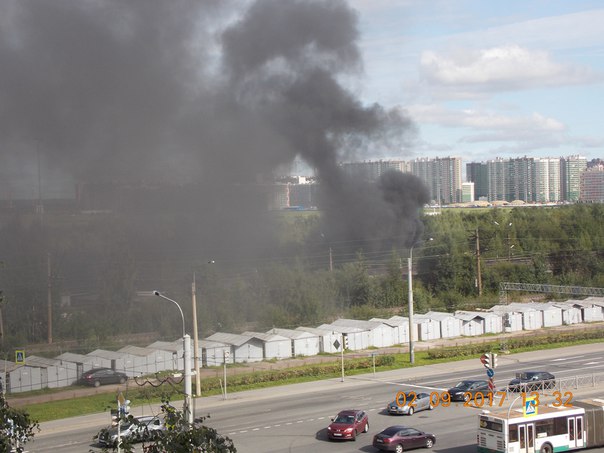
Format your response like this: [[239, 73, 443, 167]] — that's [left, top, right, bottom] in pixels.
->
[[1, 0, 603, 200], [348, 0, 604, 163]]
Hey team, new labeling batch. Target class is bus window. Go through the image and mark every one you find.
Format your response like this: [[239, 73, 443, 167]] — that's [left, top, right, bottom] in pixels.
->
[[536, 419, 554, 436], [509, 425, 518, 443], [519, 425, 525, 449], [528, 424, 534, 449], [553, 417, 568, 435], [569, 419, 575, 441], [577, 417, 583, 441]]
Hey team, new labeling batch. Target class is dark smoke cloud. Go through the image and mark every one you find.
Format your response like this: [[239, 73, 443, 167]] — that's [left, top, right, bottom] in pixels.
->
[[0, 0, 425, 259]]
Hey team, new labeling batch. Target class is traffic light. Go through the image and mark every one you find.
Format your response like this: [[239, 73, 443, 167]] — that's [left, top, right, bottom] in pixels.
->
[[491, 353, 498, 369], [342, 335, 349, 350], [480, 353, 490, 368]]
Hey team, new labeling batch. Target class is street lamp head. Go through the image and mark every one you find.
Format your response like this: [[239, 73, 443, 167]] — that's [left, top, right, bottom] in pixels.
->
[[153, 290, 161, 296]]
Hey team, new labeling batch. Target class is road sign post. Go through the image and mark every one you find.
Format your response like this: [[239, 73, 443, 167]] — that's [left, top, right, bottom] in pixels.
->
[[340, 334, 345, 382], [223, 350, 230, 400], [369, 352, 378, 375]]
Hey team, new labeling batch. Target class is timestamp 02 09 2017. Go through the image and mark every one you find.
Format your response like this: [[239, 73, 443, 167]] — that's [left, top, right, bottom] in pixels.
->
[[395, 390, 574, 408]]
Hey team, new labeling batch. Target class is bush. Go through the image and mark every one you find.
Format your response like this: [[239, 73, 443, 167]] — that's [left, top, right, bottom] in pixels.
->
[[426, 329, 604, 359]]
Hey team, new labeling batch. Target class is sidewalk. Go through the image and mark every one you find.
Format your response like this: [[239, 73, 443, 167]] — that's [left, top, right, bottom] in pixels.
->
[[7, 321, 603, 408]]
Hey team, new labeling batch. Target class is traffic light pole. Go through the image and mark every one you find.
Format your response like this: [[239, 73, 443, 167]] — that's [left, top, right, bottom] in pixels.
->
[[117, 398, 122, 453], [480, 352, 498, 391]]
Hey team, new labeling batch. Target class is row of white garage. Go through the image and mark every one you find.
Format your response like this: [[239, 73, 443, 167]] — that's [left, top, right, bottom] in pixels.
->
[[2, 297, 603, 393]]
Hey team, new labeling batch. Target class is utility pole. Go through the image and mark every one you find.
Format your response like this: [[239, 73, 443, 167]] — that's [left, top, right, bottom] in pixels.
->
[[47, 252, 52, 344], [329, 247, 333, 272], [475, 228, 482, 297], [192, 273, 201, 397]]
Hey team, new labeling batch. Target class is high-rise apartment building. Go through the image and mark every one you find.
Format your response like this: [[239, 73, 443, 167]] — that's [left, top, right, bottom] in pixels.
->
[[505, 157, 535, 202], [534, 158, 560, 203], [340, 160, 406, 181], [561, 155, 587, 202], [580, 165, 604, 202], [487, 158, 506, 202], [409, 156, 462, 204], [466, 162, 488, 200]]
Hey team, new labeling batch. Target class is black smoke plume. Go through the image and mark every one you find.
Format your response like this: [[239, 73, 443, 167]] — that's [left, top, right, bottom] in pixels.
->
[[0, 0, 426, 261]]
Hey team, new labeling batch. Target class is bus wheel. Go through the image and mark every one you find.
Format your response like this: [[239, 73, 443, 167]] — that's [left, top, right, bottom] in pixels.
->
[[540, 443, 553, 453]]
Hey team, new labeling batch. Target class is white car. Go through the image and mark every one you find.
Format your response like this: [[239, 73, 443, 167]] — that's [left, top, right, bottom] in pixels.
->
[[97, 415, 165, 447]]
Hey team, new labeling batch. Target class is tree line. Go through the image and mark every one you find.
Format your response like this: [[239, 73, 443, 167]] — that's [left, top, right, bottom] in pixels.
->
[[0, 204, 603, 352]]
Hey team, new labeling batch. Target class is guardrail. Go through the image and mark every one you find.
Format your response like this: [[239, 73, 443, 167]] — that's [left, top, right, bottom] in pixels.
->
[[506, 372, 604, 393], [556, 373, 604, 390]]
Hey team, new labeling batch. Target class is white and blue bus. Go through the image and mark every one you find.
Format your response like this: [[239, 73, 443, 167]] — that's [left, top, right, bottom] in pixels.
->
[[477, 398, 604, 453]]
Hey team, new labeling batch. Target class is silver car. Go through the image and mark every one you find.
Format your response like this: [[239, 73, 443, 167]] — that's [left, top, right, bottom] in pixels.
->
[[97, 415, 165, 447], [387, 392, 433, 415]]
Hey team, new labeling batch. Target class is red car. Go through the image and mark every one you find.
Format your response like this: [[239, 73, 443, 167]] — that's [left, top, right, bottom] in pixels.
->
[[327, 409, 369, 441]]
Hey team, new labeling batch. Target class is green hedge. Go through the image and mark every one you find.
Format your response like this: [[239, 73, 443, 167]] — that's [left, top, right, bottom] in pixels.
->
[[197, 355, 396, 392], [426, 329, 604, 359]]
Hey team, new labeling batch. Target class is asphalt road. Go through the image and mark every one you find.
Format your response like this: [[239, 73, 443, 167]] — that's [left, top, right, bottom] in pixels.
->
[[30, 343, 604, 453]]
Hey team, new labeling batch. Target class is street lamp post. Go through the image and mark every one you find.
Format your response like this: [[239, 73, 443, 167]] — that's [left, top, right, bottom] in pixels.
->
[[407, 246, 415, 364], [153, 291, 193, 425], [406, 237, 432, 365], [191, 275, 201, 397]]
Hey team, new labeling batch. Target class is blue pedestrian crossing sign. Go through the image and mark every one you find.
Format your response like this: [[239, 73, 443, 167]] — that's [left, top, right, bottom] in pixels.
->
[[15, 350, 25, 364], [524, 396, 538, 417]]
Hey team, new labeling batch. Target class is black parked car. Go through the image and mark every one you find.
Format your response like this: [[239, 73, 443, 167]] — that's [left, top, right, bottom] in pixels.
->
[[447, 380, 491, 402], [81, 368, 128, 387], [508, 371, 556, 392]]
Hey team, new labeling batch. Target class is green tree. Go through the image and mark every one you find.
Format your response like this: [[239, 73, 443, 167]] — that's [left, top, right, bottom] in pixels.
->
[[0, 391, 39, 452], [95, 399, 236, 453]]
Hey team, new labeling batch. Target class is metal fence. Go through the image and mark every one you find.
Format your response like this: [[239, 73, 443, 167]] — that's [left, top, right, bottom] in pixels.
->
[[506, 372, 604, 393], [556, 373, 604, 391]]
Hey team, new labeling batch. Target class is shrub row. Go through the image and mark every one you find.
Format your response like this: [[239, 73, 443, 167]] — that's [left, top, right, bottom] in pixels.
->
[[196, 355, 396, 392], [426, 329, 604, 359]]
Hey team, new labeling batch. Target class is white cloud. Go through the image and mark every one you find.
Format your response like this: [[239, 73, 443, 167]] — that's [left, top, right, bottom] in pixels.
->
[[409, 104, 565, 132], [420, 45, 600, 94]]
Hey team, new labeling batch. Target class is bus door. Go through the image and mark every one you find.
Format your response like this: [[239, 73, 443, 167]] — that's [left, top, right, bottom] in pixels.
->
[[568, 416, 584, 449], [518, 423, 535, 453]]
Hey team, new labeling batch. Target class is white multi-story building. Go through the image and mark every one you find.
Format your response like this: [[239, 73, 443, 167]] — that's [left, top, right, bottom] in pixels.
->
[[461, 182, 475, 203], [534, 158, 561, 203]]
